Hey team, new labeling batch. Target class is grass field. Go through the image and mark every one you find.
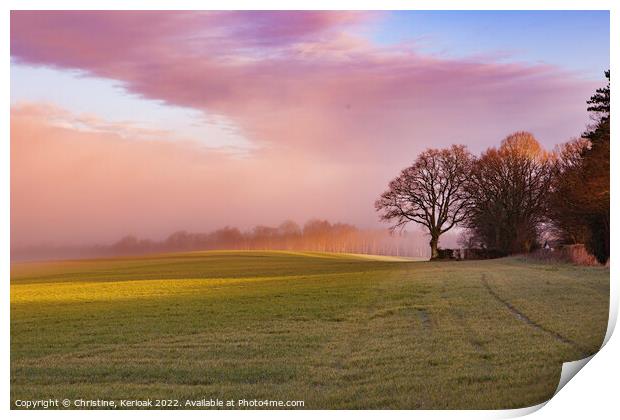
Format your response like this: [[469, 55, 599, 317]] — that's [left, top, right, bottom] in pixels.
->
[[10, 251, 609, 409]]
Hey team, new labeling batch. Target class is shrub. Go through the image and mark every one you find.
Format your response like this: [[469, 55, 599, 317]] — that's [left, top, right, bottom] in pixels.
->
[[529, 244, 599, 266]]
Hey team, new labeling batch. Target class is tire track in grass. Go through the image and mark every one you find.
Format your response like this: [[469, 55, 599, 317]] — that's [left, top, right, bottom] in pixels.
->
[[481, 274, 589, 359], [417, 309, 431, 331], [452, 308, 487, 353]]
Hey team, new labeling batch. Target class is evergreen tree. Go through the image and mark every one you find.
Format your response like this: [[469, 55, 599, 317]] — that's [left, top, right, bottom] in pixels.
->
[[581, 70, 610, 263]]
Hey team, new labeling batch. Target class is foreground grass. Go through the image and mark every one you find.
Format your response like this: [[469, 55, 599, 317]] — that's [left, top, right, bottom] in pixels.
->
[[11, 251, 609, 409]]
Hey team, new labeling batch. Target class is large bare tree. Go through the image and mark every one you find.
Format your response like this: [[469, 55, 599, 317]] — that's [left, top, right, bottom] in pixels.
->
[[375, 145, 473, 259], [464, 132, 554, 254]]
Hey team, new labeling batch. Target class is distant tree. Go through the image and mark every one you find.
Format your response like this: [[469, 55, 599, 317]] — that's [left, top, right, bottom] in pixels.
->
[[165, 230, 192, 250], [464, 132, 554, 254], [211, 227, 244, 249], [278, 220, 302, 250], [252, 225, 279, 249], [330, 222, 357, 253], [375, 145, 473, 259], [112, 235, 140, 253], [303, 219, 332, 252], [278, 220, 302, 237]]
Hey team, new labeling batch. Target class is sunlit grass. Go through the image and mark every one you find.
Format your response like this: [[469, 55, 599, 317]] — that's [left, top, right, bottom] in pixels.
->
[[11, 251, 609, 409]]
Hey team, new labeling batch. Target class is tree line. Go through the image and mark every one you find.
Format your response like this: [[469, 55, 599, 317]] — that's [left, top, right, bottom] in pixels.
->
[[13, 219, 461, 261], [108, 220, 436, 257], [376, 71, 610, 263]]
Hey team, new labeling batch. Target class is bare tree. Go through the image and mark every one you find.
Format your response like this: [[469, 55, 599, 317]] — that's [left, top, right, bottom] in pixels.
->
[[547, 138, 592, 245], [464, 132, 554, 254], [375, 145, 473, 259]]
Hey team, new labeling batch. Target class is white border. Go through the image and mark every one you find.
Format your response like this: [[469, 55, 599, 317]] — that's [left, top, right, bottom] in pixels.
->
[[3, 1, 617, 419]]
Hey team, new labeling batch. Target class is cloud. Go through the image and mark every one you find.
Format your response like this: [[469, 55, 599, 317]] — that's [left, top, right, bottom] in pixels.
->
[[11, 103, 388, 246], [10, 11, 603, 246], [11, 11, 597, 157], [13, 102, 170, 139]]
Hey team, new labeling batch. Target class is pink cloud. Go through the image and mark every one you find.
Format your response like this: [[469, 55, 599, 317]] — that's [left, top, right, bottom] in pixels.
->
[[11, 12, 596, 154], [11, 103, 388, 246], [10, 11, 602, 246]]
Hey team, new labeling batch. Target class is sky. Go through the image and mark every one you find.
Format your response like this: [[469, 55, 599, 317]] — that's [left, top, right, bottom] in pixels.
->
[[10, 10, 610, 247]]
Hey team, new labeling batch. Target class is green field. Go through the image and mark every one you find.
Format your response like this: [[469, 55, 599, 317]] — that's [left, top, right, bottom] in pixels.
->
[[11, 251, 609, 409]]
